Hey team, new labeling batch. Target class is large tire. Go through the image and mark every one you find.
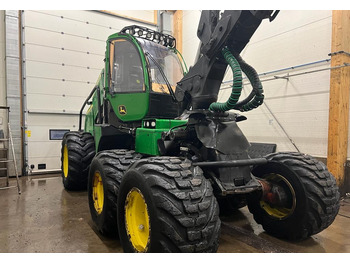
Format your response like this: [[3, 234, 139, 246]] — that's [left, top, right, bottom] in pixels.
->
[[247, 152, 340, 240], [117, 157, 221, 253], [61, 131, 95, 191], [88, 150, 141, 237]]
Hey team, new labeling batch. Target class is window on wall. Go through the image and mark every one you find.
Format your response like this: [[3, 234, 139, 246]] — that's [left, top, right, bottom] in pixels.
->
[[49, 129, 70, 140], [110, 39, 144, 93]]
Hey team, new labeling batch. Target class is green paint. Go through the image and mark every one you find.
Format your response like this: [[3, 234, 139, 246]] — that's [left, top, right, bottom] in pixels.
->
[[135, 119, 187, 155], [84, 69, 105, 151], [154, 119, 188, 129], [106, 92, 149, 121], [103, 34, 150, 122], [83, 30, 188, 154]]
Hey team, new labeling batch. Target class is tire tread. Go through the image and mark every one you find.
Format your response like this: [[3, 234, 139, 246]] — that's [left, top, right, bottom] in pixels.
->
[[128, 156, 221, 252], [61, 131, 95, 190], [249, 152, 340, 240], [89, 149, 141, 235]]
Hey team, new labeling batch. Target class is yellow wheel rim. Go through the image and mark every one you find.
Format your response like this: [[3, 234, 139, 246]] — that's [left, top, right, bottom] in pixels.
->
[[260, 173, 296, 220], [63, 145, 69, 178], [125, 188, 150, 252], [92, 171, 104, 214]]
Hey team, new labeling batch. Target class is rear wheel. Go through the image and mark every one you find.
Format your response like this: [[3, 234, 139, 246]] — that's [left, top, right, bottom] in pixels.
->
[[247, 152, 340, 240], [88, 150, 141, 236], [61, 131, 95, 191], [117, 157, 221, 253]]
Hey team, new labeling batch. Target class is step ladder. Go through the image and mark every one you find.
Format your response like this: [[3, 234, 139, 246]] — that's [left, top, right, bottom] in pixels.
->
[[0, 106, 21, 194]]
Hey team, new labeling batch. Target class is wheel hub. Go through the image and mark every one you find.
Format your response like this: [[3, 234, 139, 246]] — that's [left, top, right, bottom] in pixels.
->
[[125, 187, 150, 252], [258, 173, 296, 219], [92, 171, 104, 214]]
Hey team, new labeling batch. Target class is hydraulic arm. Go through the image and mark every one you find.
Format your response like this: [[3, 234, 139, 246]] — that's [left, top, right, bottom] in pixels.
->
[[175, 10, 279, 111]]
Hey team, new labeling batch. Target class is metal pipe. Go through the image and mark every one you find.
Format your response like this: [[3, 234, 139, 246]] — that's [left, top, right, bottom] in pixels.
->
[[96, 85, 102, 124], [78, 86, 97, 131], [222, 61, 350, 89], [20, 10, 28, 176], [30, 169, 61, 175], [260, 63, 350, 83], [222, 58, 331, 85], [193, 158, 267, 168], [258, 59, 331, 77]]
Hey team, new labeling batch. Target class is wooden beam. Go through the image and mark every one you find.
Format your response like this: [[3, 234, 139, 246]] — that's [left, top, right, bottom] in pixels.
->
[[327, 10, 350, 190], [173, 10, 183, 53], [154, 10, 158, 25]]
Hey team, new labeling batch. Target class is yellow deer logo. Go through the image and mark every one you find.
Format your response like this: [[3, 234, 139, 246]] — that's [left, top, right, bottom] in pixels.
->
[[119, 105, 127, 115]]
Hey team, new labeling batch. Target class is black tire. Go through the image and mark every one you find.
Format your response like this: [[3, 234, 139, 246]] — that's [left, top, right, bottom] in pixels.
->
[[61, 131, 95, 191], [88, 150, 141, 237], [117, 157, 221, 253], [247, 152, 340, 240]]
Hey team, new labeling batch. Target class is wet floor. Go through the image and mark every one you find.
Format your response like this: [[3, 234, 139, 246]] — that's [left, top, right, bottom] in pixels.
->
[[0, 174, 349, 253]]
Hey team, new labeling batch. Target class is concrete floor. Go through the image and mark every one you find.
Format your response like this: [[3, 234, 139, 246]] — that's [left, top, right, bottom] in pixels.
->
[[0, 174, 349, 253]]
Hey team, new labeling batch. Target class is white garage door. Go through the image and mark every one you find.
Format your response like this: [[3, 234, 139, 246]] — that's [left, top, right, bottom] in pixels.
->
[[22, 10, 156, 173]]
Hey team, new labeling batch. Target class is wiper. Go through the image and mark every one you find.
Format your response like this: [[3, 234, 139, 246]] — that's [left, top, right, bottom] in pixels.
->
[[145, 52, 177, 102]]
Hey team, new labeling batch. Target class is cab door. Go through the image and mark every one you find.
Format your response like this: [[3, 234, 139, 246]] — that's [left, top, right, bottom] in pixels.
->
[[107, 37, 149, 122]]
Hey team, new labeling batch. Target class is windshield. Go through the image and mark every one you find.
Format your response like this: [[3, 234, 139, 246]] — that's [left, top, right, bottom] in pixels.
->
[[138, 38, 184, 94]]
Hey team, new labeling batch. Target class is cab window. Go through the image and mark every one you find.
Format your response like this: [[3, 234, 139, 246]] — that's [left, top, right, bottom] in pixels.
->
[[138, 38, 184, 95], [110, 39, 144, 93]]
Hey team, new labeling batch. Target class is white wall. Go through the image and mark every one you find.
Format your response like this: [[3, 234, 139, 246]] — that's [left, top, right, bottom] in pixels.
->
[[106, 10, 154, 23], [182, 10, 333, 158], [182, 10, 201, 67], [23, 10, 156, 172]]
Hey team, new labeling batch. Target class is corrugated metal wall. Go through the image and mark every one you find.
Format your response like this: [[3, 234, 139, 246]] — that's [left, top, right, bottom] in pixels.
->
[[182, 10, 335, 159], [0, 11, 7, 177], [22, 10, 156, 173], [3, 11, 22, 177]]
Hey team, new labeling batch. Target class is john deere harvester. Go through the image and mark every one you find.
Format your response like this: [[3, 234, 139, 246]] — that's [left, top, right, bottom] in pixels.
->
[[61, 10, 340, 252]]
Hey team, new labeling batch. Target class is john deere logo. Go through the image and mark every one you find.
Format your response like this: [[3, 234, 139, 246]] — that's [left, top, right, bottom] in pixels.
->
[[119, 105, 127, 115]]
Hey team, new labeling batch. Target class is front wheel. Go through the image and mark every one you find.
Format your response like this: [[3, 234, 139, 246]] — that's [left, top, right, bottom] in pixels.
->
[[87, 150, 141, 237], [117, 157, 221, 252], [247, 152, 340, 240]]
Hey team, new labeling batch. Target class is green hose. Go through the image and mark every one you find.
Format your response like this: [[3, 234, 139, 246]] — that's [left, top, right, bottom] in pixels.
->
[[236, 57, 264, 112], [209, 47, 264, 112], [209, 47, 243, 112]]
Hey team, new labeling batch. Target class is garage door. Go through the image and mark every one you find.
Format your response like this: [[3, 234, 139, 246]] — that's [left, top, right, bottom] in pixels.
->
[[22, 10, 156, 173]]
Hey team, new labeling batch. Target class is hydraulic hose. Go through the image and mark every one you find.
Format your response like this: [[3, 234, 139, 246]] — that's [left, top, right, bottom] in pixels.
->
[[209, 47, 264, 112], [209, 47, 243, 112], [235, 55, 264, 112]]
